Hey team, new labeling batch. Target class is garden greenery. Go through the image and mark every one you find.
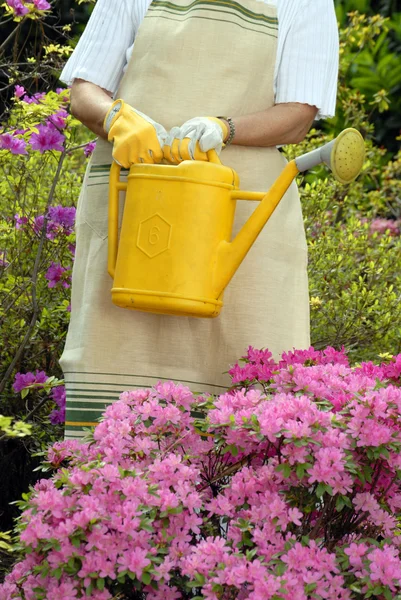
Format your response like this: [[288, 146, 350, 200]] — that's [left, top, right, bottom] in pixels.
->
[[1, 0, 401, 595]]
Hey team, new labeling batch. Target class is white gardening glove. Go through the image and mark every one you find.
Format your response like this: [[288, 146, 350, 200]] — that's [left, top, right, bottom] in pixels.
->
[[163, 117, 228, 164], [104, 99, 168, 167]]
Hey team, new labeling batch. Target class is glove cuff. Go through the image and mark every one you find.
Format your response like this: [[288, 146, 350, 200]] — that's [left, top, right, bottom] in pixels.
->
[[104, 99, 124, 133], [207, 117, 229, 141]]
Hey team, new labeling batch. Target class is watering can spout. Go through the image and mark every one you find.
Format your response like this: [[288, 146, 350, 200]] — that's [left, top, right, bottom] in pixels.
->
[[215, 128, 365, 295]]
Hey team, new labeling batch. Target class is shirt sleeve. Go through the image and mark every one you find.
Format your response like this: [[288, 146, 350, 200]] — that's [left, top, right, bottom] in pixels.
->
[[275, 0, 339, 119], [59, 0, 135, 94]]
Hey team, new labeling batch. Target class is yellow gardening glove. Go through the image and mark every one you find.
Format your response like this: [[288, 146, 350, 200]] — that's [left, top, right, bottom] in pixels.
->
[[104, 99, 167, 167], [163, 117, 228, 164]]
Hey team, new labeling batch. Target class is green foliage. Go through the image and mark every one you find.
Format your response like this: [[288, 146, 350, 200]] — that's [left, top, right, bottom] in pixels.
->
[[0, 416, 32, 439], [303, 171, 401, 361], [331, 8, 401, 150]]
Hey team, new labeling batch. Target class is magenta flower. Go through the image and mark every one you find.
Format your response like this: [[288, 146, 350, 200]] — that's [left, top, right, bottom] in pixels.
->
[[14, 213, 28, 230], [84, 140, 96, 157], [45, 205, 76, 239], [0, 132, 28, 155], [45, 262, 71, 288], [13, 370, 48, 393], [6, 0, 29, 16], [30, 124, 65, 153], [21, 92, 45, 104], [51, 385, 66, 409], [47, 109, 68, 130], [33, 214, 45, 234], [48, 205, 75, 229], [14, 85, 26, 98], [49, 406, 66, 425], [33, 0, 51, 9]]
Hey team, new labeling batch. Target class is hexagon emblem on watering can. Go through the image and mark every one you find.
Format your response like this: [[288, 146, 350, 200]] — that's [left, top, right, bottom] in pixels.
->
[[137, 213, 172, 258]]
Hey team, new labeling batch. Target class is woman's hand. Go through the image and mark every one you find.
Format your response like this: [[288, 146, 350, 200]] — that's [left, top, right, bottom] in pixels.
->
[[104, 100, 167, 167], [163, 117, 228, 163]]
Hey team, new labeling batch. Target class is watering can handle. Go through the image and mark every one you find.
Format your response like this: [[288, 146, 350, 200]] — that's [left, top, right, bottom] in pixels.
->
[[206, 150, 222, 164], [108, 161, 126, 279]]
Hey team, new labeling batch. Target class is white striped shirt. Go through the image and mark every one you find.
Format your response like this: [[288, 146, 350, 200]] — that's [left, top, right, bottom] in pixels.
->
[[61, 0, 339, 119]]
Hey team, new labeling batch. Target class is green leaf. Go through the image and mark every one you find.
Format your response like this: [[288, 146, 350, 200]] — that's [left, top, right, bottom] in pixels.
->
[[275, 463, 291, 478], [96, 578, 105, 591]]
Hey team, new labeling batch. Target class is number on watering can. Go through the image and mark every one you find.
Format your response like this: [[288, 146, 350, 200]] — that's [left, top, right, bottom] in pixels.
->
[[149, 226, 160, 246]]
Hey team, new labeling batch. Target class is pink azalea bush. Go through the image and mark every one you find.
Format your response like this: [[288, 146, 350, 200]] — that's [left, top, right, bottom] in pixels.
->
[[3, 346, 401, 599]]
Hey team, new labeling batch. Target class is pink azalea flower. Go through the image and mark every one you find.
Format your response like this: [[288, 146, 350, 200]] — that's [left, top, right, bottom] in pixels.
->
[[117, 547, 151, 578]]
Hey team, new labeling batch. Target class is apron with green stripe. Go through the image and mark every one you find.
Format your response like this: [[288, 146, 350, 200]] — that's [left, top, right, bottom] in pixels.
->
[[60, 0, 310, 439]]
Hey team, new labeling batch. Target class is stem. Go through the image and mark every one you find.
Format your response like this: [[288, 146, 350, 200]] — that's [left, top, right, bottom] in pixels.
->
[[0, 395, 51, 442], [66, 139, 98, 154], [0, 151, 67, 396], [198, 455, 253, 492], [0, 22, 22, 54]]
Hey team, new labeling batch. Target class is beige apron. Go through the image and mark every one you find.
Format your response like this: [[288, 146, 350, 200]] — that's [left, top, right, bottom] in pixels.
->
[[60, 0, 310, 439]]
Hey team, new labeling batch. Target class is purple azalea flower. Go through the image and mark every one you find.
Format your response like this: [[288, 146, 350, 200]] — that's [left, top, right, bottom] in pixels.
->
[[7, 0, 29, 16], [21, 92, 45, 105], [48, 205, 76, 229], [45, 262, 71, 288], [56, 87, 70, 102], [46, 206, 76, 239], [50, 385, 67, 424], [84, 141, 96, 157], [51, 385, 66, 409], [49, 406, 66, 425], [14, 85, 25, 98], [30, 124, 65, 153], [0, 133, 28, 155], [47, 109, 68, 130], [13, 370, 48, 393], [14, 213, 28, 230], [33, 214, 45, 235], [33, 0, 51, 9]]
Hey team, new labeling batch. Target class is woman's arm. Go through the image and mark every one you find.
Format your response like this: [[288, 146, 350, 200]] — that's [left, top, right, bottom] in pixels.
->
[[223, 102, 318, 148], [70, 79, 114, 140], [70, 78, 317, 148]]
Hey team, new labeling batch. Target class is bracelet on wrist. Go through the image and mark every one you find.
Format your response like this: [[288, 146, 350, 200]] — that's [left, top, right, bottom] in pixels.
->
[[217, 116, 236, 147]]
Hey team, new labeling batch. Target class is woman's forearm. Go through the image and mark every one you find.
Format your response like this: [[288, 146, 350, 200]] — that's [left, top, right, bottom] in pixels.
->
[[226, 102, 318, 147], [70, 79, 114, 140], [70, 79, 318, 148]]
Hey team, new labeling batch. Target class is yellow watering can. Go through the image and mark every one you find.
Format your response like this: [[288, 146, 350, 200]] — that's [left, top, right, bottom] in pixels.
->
[[108, 128, 365, 318]]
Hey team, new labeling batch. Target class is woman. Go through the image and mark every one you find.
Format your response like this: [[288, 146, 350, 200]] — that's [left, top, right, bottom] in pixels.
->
[[60, 0, 339, 439]]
